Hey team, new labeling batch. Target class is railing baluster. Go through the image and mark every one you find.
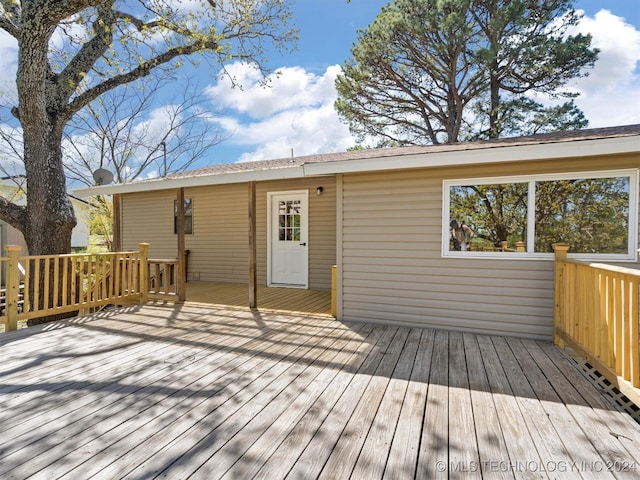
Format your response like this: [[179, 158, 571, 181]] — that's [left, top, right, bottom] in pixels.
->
[[52, 256, 59, 310], [116, 253, 122, 298], [43, 257, 51, 310], [61, 256, 69, 310], [23, 258, 30, 315]]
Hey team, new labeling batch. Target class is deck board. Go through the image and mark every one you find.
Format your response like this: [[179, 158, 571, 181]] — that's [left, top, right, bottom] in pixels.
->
[[315, 327, 410, 480], [252, 323, 383, 480], [382, 328, 434, 480], [0, 303, 639, 479], [417, 329, 449, 479], [463, 333, 512, 480], [185, 282, 332, 316]]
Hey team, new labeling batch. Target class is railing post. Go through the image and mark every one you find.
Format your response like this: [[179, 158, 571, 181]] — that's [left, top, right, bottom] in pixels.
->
[[5, 246, 21, 332], [552, 243, 570, 347], [139, 243, 150, 304]]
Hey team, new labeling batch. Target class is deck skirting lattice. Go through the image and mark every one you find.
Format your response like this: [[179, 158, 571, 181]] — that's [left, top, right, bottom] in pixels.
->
[[567, 350, 640, 424]]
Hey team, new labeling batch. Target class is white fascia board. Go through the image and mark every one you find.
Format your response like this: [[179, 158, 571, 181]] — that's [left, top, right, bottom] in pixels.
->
[[303, 136, 640, 176], [73, 165, 306, 197]]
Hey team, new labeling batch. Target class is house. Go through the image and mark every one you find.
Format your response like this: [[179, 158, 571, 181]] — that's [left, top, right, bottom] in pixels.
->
[[0, 176, 92, 255], [74, 124, 640, 340]]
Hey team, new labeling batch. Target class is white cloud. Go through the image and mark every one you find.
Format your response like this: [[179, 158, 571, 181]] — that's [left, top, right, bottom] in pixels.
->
[[0, 30, 18, 98], [207, 63, 355, 161], [234, 101, 354, 162], [207, 63, 342, 119], [209, 9, 640, 164], [571, 9, 640, 127]]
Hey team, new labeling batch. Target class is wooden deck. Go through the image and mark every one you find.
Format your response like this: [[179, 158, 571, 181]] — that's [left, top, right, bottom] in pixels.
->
[[185, 282, 332, 316], [1, 303, 639, 479]]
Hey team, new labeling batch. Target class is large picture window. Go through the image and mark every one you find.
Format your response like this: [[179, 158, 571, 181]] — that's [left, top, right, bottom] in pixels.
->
[[443, 170, 637, 260]]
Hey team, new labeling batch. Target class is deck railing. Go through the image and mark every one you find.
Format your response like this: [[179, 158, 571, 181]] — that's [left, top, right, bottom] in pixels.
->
[[147, 258, 180, 300], [553, 244, 640, 407], [0, 243, 184, 333]]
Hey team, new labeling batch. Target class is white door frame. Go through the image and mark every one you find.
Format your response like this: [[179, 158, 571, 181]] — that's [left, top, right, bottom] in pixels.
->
[[267, 190, 309, 288]]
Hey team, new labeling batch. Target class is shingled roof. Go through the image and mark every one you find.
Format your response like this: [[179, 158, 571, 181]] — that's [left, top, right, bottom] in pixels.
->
[[166, 123, 640, 180], [74, 124, 640, 196]]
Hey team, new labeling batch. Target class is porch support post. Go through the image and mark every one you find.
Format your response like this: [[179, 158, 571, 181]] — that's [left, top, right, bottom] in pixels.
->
[[248, 181, 257, 308], [112, 194, 122, 252], [176, 187, 186, 302]]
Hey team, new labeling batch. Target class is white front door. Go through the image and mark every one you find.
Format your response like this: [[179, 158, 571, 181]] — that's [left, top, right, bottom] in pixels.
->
[[268, 191, 309, 288]]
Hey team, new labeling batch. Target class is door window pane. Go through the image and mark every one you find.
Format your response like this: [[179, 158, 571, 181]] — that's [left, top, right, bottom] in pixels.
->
[[278, 200, 301, 243]]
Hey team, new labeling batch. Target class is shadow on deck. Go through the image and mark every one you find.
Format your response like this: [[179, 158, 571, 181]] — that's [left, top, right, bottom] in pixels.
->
[[185, 282, 332, 316], [0, 302, 639, 479]]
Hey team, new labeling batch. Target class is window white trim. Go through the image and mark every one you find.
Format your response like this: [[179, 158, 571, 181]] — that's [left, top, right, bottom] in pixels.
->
[[442, 169, 639, 261]]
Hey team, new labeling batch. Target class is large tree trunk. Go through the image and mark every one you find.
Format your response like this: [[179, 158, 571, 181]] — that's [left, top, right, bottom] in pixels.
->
[[17, 18, 77, 326], [17, 14, 76, 256], [22, 132, 76, 255], [21, 129, 77, 326]]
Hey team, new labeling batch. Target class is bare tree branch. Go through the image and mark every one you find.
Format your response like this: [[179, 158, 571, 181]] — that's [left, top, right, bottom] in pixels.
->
[[0, 194, 26, 231], [63, 37, 220, 123], [0, 2, 20, 38]]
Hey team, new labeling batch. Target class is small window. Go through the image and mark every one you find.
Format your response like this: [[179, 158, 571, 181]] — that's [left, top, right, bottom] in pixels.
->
[[174, 198, 193, 234], [444, 170, 637, 260]]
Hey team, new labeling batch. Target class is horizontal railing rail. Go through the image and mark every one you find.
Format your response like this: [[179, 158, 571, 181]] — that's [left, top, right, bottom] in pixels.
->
[[553, 244, 640, 407]]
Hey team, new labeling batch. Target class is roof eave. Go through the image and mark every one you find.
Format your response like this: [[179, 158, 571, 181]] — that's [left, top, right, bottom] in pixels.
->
[[304, 135, 640, 176], [74, 134, 640, 198], [73, 165, 307, 197]]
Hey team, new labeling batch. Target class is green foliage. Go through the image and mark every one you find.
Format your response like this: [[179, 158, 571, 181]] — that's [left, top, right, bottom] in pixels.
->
[[449, 176, 630, 254], [534, 178, 629, 253], [336, 0, 598, 145], [88, 195, 113, 251], [450, 183, 528, 250]]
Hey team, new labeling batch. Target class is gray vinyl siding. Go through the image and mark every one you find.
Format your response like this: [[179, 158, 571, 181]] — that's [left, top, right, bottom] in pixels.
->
[[183, 183, 248, 284], [339, 153, 640, 340], [120, 177, 336, 290], [121, 191, 177, 258]]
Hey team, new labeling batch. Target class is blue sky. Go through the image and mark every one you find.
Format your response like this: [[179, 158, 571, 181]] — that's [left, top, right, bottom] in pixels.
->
[[0, 1, 639, 176], [201, 0, 640, 165]]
